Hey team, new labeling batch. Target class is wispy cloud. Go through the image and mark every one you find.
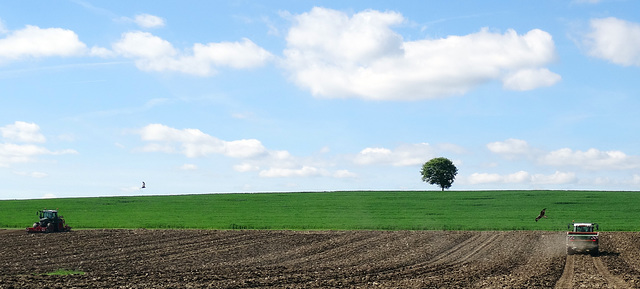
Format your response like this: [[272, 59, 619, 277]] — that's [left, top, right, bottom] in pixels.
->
[[107, 32, 273, 76], [466, 171, 577, 185], [137, 123, 355, 179], [67, 97, 170, 121], [134, 14, 165, 28], [0, 121, 77, 167], [70, 0, 119, 19], [488, 138, 640, 171], [354, 143, 434, 167]]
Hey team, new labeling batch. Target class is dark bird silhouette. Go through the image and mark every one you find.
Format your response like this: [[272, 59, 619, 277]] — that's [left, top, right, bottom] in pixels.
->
[[141, 181, 146, 189], [535, 208, 547, 222]]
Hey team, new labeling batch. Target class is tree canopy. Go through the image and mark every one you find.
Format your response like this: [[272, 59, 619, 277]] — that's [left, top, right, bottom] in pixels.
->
[[420, 157, 458, 191]]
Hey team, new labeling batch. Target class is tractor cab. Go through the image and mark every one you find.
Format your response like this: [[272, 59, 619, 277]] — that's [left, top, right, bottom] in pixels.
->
[[569, 222, 598, 233], [39, 210, 58, 220]]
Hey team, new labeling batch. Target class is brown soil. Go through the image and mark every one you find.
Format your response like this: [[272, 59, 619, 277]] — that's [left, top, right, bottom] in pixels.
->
[[1, 229, 639, 288]]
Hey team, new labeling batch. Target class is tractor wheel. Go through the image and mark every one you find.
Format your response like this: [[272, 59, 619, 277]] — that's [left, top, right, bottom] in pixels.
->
[[46, 223, 54, 233]]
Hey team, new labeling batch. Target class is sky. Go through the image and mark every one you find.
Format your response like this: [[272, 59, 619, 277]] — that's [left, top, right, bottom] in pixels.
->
[[1, 0, 640, 200]]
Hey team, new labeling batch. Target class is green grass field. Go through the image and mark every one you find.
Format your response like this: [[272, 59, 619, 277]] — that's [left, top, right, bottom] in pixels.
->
[[1, 191, 638, 231]]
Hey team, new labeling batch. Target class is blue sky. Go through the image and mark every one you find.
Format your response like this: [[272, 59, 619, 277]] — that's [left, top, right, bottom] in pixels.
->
[[1, 0, 640, 199]]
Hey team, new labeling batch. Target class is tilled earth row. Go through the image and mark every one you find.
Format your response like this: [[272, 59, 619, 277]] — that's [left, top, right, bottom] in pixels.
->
[[1, 229, 639, 288]]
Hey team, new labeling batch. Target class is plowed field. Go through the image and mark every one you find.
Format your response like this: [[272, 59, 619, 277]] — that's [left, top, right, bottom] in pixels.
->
[[1, 229, 640, 288]]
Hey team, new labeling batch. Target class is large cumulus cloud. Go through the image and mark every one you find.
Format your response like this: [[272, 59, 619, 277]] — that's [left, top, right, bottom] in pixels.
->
[[282, 7, 560, 100]]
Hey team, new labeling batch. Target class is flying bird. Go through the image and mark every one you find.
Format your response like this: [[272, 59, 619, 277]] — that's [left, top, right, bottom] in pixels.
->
[[141, 181, 146, 189], [535, 208, 547, 222]]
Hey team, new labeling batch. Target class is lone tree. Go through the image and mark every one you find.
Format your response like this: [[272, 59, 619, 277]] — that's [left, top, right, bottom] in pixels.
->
[[420, 157, 458, 191]]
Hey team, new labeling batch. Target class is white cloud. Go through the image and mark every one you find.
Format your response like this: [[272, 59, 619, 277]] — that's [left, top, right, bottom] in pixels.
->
[[587, 176, 612, 186], [139, 123, 267, 158], [584, 17, 640, 66], [539, 148, 640, 170], [487, 138, 533, 157], [139, 124, 365, 180], [488, 138, 640, 171], [144, 123, 358, 179], [531, 171, 577, 184], [0, 25, 86, 62], [193, 39, 274, 69], [134, 14, 165, 28], [283, 7, 558, 100], [505, 171, 531, 183], [469, 173, 502, 184], [354, 147, 392, 165], [285, 8, 404, 65], [468, 171, 527, 184], [333, 169, 357, 178], [0, 143, 77, 167], [354, 143, 434, 166], [0, 121, 76, 167], [259, 166, 326, 178], [90, 46, 116, 57], [467, 170, 575, 185], [224, 139, 268, 158], [112, 31, 176, 59], [1, 121, 46, 143], [502, 68, 561, 91], [238, 155, 354, 179], [235, 149, 355, 179], [112, 32, 273, 76]]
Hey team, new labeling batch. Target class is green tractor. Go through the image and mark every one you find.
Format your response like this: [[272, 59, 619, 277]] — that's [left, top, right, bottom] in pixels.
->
[[26, 210, 71, 233]]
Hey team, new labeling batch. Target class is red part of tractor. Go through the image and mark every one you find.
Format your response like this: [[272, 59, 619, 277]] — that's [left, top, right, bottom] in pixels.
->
[[26, 209, 71, 233]]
